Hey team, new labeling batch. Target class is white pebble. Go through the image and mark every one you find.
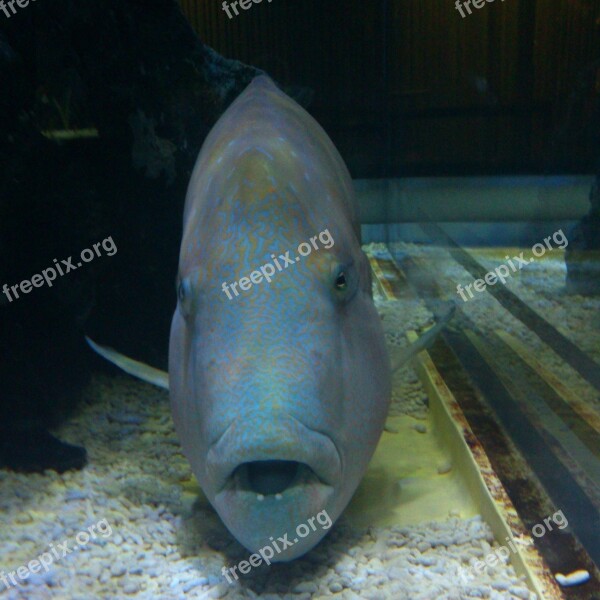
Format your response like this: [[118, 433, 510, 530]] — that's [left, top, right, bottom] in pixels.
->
[[437, 461, 452, 474], [110, 564, 127, 577], [293, 581, 318, 593], [122, 580, 140, 594], [509, 586, 531, 599], [208, 583, 229, 599], [555, 570, 590, 587]]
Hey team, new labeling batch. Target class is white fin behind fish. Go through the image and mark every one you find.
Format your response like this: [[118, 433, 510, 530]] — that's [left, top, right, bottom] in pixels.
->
[[85, 336, 169, 390]]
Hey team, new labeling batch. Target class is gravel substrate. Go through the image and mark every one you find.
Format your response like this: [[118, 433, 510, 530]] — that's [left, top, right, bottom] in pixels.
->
[[0, 246, 544, 599]]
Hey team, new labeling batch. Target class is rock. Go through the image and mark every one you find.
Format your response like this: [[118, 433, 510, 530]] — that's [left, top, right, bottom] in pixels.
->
[[509, 586, 531, 599], [0, 425, 87, 474], [437, 461, 452, 474], [208, 583, 229, 599], [110, 563, 127, 577], [293, 581, 318, 594], [122, 580, 141, 594]]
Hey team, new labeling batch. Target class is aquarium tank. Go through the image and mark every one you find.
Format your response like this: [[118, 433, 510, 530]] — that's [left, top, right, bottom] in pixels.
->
[[0, 1, 599, 599]]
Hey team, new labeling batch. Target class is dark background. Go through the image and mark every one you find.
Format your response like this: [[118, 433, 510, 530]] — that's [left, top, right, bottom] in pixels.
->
[[181, 0, 600, 177]]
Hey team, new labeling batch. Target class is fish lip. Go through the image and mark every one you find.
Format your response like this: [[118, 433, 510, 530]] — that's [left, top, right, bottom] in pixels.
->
[[206, 415, 341, 495]]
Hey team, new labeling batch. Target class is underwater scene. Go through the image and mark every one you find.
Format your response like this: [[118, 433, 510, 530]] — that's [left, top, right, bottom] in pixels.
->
[[1, 1, 599, 599]]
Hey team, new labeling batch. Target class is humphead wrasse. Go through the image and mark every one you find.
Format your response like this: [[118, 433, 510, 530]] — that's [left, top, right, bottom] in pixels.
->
[[88, 76, 453, 561]]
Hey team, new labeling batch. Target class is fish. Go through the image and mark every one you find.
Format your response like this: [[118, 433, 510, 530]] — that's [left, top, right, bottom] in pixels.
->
[[87, 75, 454, 561]]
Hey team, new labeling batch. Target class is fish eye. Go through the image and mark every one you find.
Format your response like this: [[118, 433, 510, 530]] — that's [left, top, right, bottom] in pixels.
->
[[331, 262, 356, 302], [177, 277, 194, 316], [177, 280, 187, 302], [334, 271, 347, 290]]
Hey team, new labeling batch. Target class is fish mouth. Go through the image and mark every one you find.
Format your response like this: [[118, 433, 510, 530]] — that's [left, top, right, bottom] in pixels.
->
[[228, 460, 320, 498], [207, 417, 339, 556], [207, 415, 341, 498], [215, 458, 334, 532]]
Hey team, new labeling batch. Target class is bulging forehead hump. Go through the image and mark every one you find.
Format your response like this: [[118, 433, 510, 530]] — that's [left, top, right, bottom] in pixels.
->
[[179, 76, 359, 272]]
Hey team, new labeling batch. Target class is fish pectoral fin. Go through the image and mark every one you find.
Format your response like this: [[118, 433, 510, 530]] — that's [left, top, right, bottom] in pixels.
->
[[85, 336, 169, 390], [389, 303, 456, 372]]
